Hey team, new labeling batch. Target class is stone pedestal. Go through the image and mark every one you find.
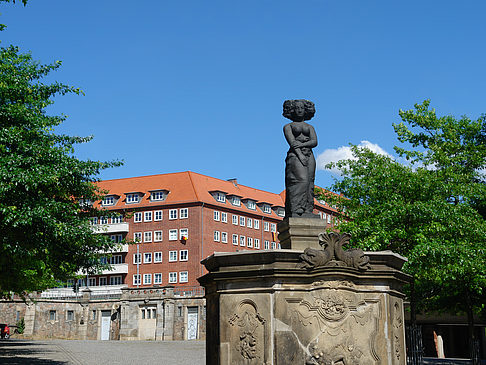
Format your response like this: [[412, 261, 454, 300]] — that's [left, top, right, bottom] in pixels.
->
[[198, 249, 410, 365], [277, 217, 326, 250]]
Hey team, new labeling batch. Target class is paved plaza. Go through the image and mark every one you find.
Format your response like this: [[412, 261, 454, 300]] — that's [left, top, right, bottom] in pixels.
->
[[0, 339, 205, 365]]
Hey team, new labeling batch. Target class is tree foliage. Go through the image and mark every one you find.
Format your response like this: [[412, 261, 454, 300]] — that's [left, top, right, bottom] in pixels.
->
[[0, 45, 121, 295], [319, 101, 486, 319]]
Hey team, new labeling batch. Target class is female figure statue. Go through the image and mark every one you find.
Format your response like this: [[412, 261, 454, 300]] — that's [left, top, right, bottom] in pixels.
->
[[283, 99, 318, 218]]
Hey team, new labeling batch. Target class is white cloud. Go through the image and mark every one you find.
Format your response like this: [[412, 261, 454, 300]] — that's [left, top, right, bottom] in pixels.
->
[[316, 141, 391, 174]]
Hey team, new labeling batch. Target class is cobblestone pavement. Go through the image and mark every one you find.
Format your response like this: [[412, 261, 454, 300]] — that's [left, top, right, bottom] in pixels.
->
[[0, 339, 206, 365]]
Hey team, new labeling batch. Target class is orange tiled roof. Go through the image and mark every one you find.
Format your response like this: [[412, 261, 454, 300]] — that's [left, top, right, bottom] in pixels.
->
[[95, 171, 285, 218], [95, 171, 337, 216]]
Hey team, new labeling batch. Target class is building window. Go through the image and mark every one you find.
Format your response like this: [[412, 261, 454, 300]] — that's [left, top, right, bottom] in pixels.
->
[[271, 242, 276, 249], [213, 231, 220, 242], [133, 274, 141, 286], [154, 252, 162, 263], [91, 310, 96, 320], [239, 216, 245, 226], [264, 222, 270, 232], [247, 200, 256, 210], [263, 204, 271, 214], [221, 232, 228, 243], [90, 217, 98, 225], [179, 271, 188, 283], [232, 215, 238, 225], [271, 223, 276, 233], [154, 273, 162, 284], [154, 231, 163, 242], [99, 277, 107, 286], [110, 276, 122, 285], [276, 208, 285, 217], [180, 228, 188, 240], [154, 210, 163, 221], [264, 240, 269, 250], [169, 209, 177, 220], [66, 310, 74, 321], [112, 215, 123, 224], [232, 234, 238, 245], [88, 277, 96, 286], [169, 251, 177, 262], [144, 211, 152, 222], [144, 252, 152, 263], [240, 235, 245, 246], [254, 219, 260, 229], [254, 238, 260, 249], [49, 310, 56, 321], [213, 211, 220, 221], [144, 231, 152, 243], [180, 250, 188, 261], [327, 215, 331, 224], [247, 219, 252, 228], [151, 191, 165, 201], [134, 212, 142, 223], [169, 272, 177, 283], [247, 237, 253, 248], [169, 229, 178, 241], [126, 193, 140, 204], [216, 192, 226, 203], [180, 208, 188, 219], [221, 212, 227, 223], [109, 255, 122, 265], [232, 196, 240, 206], [110, 234, 123, 243], [141, 307, 156, 319], [143, 274, 152, 285], [133, 253, 141, 264], [102, 196, 115, 206], [134, 232, 142, 243], [99, 216, 108, 225]]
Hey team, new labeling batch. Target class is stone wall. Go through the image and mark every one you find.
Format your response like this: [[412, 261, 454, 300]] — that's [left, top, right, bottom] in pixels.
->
[[0, 286, 205, 341]]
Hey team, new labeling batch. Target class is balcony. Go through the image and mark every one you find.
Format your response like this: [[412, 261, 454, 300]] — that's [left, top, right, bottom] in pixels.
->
[[100, 263, 128, 275], [92, 222, 129, 234]]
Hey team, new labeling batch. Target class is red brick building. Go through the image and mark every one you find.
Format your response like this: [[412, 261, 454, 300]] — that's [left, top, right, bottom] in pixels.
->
[[88, 171, 337, 289]]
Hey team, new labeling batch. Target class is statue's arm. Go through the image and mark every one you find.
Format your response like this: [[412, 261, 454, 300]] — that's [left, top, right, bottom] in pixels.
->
[[283, 123, 308, 166], [298, 124, 318, 148]]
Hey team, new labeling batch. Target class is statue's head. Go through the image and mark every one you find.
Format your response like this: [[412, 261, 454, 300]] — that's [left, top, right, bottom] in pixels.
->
[[282, 99, 315, 122]]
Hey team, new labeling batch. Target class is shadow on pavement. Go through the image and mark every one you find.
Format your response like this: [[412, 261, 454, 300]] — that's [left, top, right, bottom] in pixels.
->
[[0, 340, 68, 365]]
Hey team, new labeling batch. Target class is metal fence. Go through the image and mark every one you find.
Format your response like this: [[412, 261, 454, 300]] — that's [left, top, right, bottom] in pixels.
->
[[406, 324, 424, 365]]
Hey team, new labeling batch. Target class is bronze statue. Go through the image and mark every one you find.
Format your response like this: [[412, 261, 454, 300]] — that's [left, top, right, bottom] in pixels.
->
[[283, 99, 318, 218]]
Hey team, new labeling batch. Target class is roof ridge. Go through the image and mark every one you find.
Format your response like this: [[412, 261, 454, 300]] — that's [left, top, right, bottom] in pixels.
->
[[187, 171, 200, 202]]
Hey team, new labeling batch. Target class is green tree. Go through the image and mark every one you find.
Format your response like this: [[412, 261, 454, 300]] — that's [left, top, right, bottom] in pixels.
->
[[319, 100, 486, 358], [0, 45, 122, 296]]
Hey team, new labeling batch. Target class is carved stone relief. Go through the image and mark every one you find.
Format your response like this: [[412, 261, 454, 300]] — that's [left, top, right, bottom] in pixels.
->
[[299, 232, 370, 270], [228, 300, 266, 365], [392, 300, 404, 361], [283, 289, 381, 364]]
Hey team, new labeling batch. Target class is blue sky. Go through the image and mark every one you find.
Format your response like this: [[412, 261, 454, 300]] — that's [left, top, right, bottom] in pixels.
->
[[2, 1, 485, 194]]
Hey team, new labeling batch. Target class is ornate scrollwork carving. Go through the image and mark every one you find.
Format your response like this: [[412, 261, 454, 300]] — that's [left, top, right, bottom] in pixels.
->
[[300, 232, 370, 270], [229, 300, 266, 363]]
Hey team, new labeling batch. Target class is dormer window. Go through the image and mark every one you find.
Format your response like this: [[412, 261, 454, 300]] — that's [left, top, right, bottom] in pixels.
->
[[275, 207, 285, 217], [247, 200, 256, 210], [102, 196, 115, 206], [126, 193, 140, 204], [232, 196, 241, 206], [262, 204, 271, 214], [150, 190, 168, 202], [216, 192, 226, 203]]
